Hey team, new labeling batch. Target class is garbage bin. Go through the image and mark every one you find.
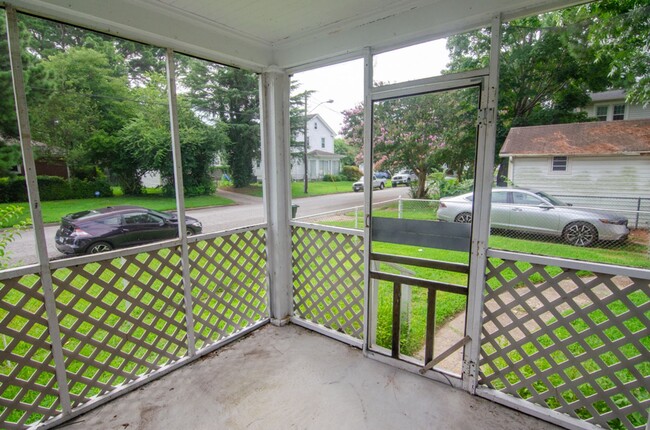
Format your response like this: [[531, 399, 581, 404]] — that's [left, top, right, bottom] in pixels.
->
[[291, 204, 299, 218]]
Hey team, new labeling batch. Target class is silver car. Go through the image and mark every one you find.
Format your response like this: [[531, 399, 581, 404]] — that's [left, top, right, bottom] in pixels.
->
[[437, 188, 629, 247]]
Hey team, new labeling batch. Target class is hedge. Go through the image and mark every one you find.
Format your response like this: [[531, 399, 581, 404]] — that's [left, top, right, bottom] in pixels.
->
[[0, 176, 113, 203], [342, 166, 362, 181]]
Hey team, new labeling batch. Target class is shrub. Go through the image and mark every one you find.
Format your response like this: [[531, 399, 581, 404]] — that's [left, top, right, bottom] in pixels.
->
[[322, 174, 346, 182], [0, 177, 26, 203], [342, 166, 362, 181], [38, 176, 70, 200], [0, 176, 114, 202], [68, 177, 114, 198], [0, 205, 29, 269]]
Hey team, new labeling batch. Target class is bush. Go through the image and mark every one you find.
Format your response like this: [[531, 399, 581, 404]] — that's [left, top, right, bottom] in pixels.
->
[[342, 166, 362, 181], [0, 177, 26, 203], [0, 205, 29, 268], [38, 176, 70, 200], [322, 174, 346, 182], [0, 176, 114, 202], [68, 177, 113, 198]]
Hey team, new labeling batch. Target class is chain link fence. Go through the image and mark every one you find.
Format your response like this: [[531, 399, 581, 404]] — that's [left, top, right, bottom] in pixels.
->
[[294, 196, 650, 269]]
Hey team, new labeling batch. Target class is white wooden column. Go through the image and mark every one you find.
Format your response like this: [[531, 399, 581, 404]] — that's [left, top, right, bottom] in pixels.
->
[[259, 66, 293, 325]]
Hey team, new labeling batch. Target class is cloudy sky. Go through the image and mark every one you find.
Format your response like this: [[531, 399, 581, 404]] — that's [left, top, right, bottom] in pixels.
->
[[294, 38, 450, 135]]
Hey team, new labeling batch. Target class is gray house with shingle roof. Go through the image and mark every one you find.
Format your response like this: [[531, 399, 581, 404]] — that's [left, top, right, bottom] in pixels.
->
[[500, 119, 650, 227]]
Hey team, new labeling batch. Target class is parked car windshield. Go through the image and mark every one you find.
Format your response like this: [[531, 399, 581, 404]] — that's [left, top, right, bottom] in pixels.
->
[[149, 209, 175, 220], [534, 191, 568, 206]]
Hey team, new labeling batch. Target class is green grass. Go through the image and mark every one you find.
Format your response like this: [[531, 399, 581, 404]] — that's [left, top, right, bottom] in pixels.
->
[[372, 242, 469, 356], [1, 193, 234, 227], [225, 180, 360, 199]]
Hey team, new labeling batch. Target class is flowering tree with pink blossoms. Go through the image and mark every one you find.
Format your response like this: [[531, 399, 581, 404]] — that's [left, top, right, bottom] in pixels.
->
[[341, 89, 477, 198]]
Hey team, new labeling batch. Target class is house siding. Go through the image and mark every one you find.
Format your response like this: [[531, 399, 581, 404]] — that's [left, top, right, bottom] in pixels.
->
[[628, 104, 650, 120], [508, 155, 650, 228], [583, 97, 650, 121]]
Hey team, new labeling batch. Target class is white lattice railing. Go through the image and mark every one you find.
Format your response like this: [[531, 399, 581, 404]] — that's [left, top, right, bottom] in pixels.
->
[[480, 250, 649, 430], [0, 226, 268, 429], [291, 222, 364, 345]]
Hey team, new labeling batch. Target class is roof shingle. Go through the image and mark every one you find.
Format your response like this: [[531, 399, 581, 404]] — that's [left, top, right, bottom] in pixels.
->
[[500, 119, 650, 157]]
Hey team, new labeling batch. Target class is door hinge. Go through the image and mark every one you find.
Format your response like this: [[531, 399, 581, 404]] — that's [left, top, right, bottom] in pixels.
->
[[463, 359, 477, 380], [477, 108, 493, 126]]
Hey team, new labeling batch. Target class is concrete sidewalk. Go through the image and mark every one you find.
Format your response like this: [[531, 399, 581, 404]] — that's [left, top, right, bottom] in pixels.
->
[[55, 324, 562, 430]]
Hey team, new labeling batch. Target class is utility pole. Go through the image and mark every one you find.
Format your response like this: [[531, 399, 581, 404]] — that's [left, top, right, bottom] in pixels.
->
[[302, 95, 334, 194], [303, 92, 309, 194]]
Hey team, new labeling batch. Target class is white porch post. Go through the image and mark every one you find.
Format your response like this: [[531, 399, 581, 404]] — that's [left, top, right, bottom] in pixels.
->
[[260, 67, 293, 325]]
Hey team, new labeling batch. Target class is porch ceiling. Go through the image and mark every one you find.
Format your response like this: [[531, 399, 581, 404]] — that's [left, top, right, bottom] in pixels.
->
[[4, 0, 582, 72]]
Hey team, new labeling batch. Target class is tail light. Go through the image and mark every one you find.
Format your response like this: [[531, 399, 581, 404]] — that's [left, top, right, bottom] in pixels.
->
[[72, 227, 91, 237], [439, 202, 447, 208]]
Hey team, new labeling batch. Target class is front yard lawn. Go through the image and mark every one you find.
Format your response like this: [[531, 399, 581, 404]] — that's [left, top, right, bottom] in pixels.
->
[[223, 180, 359, 198], [2, 194, 234, 227]]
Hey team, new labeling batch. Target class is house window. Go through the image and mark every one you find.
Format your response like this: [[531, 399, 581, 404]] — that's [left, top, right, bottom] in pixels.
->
[[321, 137, 325, 148], [314, 122, 318, 129], [613, 104, 625, 120], [552, 156, 567, 172], [596, 106, 608, 121]]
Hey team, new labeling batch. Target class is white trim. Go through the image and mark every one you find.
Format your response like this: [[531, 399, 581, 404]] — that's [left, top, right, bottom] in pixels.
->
[[290, 220, 362, 237], [166, 48, 196, 357], [5, 5, 72, 414], [366, 351, 464, 389], [290, 317, 363, 348], [475, 387, 598, 430], [486, 249, 650, 279]]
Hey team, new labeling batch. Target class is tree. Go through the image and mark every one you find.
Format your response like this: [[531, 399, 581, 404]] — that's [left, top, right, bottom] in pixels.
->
[[121, 74, 228, 196], [334, 137, 355, 166], [373, 94, 448, 198], [445, 1, 648, 169], [0, 136, 21, 177], [341, 90, 477, 199], [28, 47, 136, 183], [583, 1, 650, 105], [184, 60, 259, 188]]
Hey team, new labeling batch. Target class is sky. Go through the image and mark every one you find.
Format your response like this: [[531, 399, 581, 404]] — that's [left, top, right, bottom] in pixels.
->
[[294, 38, 450, 136]]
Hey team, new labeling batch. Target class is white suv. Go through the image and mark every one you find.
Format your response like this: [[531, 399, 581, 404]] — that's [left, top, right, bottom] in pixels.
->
[[391, 170, 417, 187], [353, 175, 386, 192]]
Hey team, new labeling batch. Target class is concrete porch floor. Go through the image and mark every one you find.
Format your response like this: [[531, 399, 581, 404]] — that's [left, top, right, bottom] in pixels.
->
[[55, 324, 562, 430]]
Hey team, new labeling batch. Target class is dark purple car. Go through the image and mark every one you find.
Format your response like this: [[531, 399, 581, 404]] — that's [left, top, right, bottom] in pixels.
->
[[55, 205, 202, 255]]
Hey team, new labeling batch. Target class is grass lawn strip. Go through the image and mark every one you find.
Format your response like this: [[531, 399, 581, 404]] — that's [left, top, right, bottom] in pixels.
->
[[2, 194, 235, 227]]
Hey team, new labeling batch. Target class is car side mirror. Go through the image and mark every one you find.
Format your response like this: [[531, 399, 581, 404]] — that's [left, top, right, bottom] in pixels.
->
[[538, 203, 553, 209]]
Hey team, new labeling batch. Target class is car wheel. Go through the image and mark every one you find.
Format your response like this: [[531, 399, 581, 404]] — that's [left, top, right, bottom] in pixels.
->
[[563, 221, 597, 247], [454, 212, 472, 223], [392, 183, 397, 187], [379, 182, 385, 190], [186, 228, 195, 236], [86, 241, 113, 254]]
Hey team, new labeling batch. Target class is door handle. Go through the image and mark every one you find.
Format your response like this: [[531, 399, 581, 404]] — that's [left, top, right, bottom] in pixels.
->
[[511, 208, 522, 212]]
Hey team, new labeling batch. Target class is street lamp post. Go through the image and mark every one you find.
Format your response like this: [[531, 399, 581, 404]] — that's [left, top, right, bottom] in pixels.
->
[[303, 93, 309, 194], [303, 96, 334, 194]]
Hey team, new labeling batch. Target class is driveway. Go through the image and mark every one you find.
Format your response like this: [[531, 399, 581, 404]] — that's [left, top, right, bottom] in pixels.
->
[[5, 186, 409, 267]]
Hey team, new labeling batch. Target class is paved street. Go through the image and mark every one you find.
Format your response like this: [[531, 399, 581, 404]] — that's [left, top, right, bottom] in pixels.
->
[[5, 186, 409, 267]]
